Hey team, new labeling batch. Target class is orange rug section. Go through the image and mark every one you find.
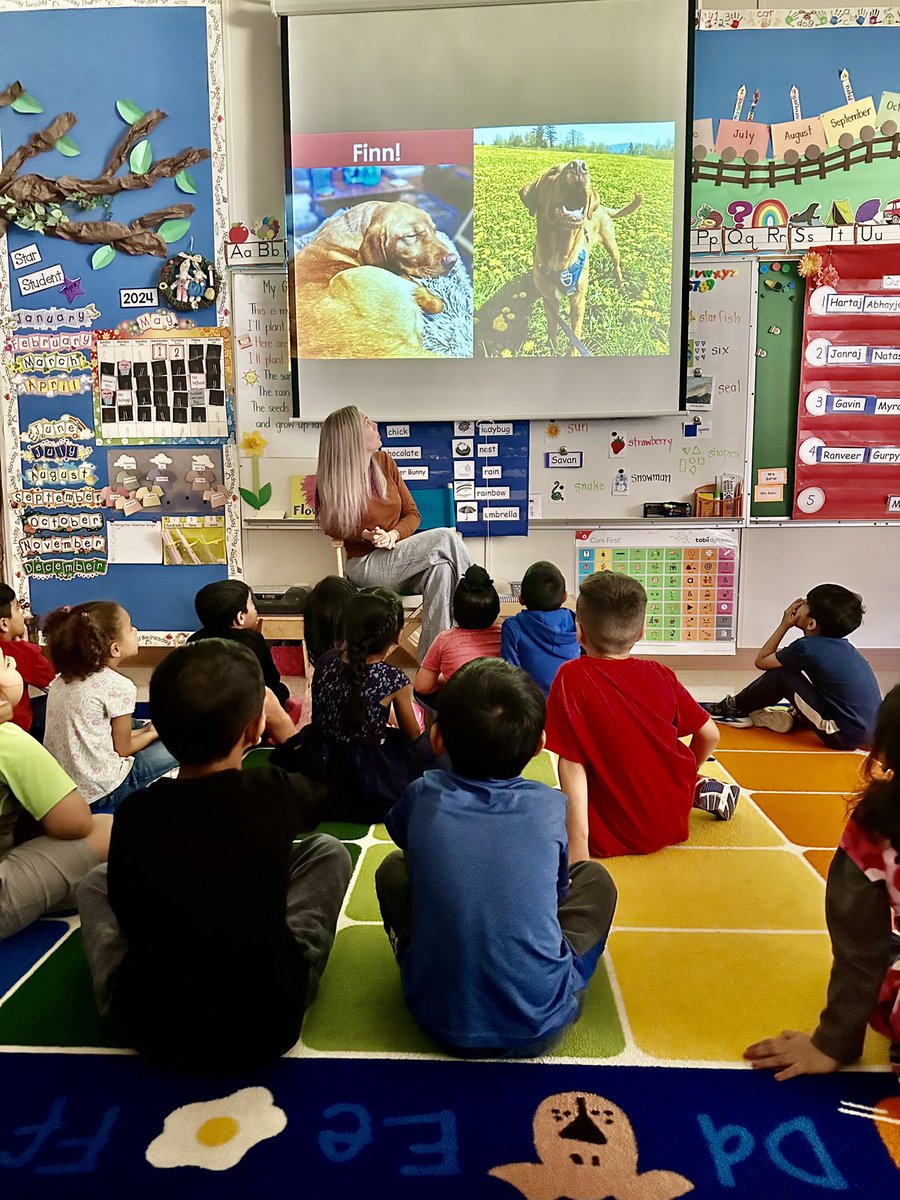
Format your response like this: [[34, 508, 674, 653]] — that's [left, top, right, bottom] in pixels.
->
[[804, 849, 836, 880], [752, 792, 850, 848], [714, 726, 829, 752], [715, 749, 863, 793]]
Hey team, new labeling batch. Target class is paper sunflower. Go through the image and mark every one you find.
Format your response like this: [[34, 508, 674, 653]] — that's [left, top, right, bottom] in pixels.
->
[[797, 252, 823, 279]]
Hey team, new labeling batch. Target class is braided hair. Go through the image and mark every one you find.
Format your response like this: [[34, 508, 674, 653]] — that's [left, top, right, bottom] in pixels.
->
[[341, 589, 403, 731]]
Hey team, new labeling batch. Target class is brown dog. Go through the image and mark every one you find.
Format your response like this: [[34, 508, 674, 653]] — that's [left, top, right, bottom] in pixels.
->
[[294, 200, 457, 303], [292, 266, 439, 359], [519, 160, 642, 354]]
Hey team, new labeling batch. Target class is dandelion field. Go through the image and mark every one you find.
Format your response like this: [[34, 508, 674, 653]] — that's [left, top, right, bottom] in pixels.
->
[[473, 145, 676, 357]]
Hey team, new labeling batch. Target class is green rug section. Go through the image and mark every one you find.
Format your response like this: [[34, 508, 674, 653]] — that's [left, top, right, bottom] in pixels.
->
[[303, 925, 436, 1053], [345, 843, 396, 921], [522, 750, 557, 788], [302, 924, 625, 1058], [0, 930, 126, 1049]]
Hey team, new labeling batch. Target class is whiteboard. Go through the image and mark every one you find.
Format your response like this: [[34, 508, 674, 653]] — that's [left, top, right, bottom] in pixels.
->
[[529, 259, 755, 520]]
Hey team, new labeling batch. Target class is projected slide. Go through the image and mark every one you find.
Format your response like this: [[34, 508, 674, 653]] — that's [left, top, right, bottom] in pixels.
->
[[287, 123, 674, 361]]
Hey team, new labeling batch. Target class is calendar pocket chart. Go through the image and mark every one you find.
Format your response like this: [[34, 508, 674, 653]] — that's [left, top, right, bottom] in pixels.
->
[[575, 528, 738, 654], [795, 247, 900, 520], [92, 330, 234, 446]]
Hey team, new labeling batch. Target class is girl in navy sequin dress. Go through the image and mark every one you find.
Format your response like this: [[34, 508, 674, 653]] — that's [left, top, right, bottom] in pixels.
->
[[273, 589, 432, 822]]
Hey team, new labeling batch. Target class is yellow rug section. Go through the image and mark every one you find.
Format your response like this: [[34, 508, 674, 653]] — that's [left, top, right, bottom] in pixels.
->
[[715, 725, 830, 752], [752, 792, 850, 848], [608, 930, 888, 1064], [604, 848, 826, 931], [716, 749, 863, 793]]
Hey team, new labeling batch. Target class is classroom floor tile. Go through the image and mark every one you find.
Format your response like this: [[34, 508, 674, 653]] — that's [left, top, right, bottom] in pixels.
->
[[546, 962, 625, 1060], [608, 930, 888, 1065], [716, 750, 863, 793], [602, 848, 826, 931], [523, 750, 558, 788], [752, 792, 849, 847], [685, 795, 783, 847]]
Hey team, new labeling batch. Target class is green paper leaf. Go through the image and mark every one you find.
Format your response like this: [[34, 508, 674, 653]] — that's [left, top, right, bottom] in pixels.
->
[[55, 135, 81, 157], [11, 91, 43, 114], [91, 245, 117, 270], [174, 169, 197, 194], [129, 139, 152, 175], [258, 482, 272, 507], [157, 218, 191, 244], [239, 487, 263, 510], [116, 98, 145, 124]]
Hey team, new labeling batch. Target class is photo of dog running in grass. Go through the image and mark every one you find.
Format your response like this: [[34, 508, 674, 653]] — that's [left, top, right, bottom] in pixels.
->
[[473, 123, 676, 358]]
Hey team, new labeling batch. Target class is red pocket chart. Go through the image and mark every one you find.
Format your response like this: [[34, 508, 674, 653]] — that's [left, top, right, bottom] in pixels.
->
[[795, 248, 900, 519]]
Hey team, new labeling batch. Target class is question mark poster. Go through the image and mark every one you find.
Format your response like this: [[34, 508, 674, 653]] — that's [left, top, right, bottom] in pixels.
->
[[692, 11, 900, 238]]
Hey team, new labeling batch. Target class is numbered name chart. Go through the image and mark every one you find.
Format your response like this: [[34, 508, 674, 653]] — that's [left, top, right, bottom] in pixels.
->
[[795, 247, 900, 519], [575, 529, 738, 654], [93, 329, 234, 445]]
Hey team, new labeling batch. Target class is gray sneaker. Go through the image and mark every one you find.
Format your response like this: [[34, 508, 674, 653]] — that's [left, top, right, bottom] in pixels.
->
[[750, 707, 794, 734]]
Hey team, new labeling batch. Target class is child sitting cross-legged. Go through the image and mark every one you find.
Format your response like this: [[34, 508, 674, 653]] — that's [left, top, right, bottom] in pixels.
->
[[501, 560, 580, 697], [376, 658, 618, 1058], [546, 572, 739, 860], [0, 584, 55, 739], [273, 588, 435, 823], [413, 565, 501, 700], [77, 639, 351, 1067], [187, 580, 297, 743], [43, 602, 177, 813]]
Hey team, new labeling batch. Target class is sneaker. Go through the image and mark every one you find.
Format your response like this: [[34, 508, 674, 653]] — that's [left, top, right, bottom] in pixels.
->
[[693, 778, 740, 821], [750, 707, 794, 734], [700, 697, 752, 728]]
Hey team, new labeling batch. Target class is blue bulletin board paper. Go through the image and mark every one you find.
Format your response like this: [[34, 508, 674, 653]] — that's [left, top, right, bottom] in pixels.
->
[[0, 2, 235, 638]]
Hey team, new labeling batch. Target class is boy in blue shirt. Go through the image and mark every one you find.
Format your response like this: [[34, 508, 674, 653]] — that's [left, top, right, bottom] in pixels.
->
[[376, 658, 617, 1057], [501, 560, 580, 696], [703, 584, 881, 750]]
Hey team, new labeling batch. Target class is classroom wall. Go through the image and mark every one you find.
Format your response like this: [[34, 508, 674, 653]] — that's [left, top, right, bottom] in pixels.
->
[[225, 0, 900, 653]]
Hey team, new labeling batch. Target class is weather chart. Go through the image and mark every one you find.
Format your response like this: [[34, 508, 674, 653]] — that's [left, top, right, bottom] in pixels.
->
[[575, 529, 738, 652]]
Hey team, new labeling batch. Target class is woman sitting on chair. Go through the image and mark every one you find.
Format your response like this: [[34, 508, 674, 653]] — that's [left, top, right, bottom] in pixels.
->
[[315, 406, 472, 658]]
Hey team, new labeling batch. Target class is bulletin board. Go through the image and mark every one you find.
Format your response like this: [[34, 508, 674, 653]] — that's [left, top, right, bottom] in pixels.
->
[[529, 260, 754, 520], [0, 0, 236, 640]]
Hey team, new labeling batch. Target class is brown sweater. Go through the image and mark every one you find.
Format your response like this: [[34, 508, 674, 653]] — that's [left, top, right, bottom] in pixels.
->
[[340, 452, 421, 559]]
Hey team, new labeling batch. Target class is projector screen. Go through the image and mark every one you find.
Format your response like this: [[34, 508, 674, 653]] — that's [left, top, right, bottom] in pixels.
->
[[282, 0, 692, 419]]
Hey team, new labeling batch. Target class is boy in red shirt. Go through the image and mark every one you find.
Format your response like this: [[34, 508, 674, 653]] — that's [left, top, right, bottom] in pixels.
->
[[0, 586, 54, 738], [545, 572, 739, 859]]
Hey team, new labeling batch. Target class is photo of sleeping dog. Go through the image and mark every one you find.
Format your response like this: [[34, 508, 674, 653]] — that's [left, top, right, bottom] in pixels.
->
[[473, 123, 676, 358], [288, 165, 473, 359]]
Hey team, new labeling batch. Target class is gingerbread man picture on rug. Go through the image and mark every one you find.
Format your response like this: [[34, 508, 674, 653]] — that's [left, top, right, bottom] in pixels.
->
[[489, 1092, 694, 1200]]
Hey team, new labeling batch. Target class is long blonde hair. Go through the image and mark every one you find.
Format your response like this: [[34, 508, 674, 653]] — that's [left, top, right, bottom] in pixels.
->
[[316, 406, 387, 539]]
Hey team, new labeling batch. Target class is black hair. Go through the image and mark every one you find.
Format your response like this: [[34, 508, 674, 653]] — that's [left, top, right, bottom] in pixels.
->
[[851, 685, 900, 852], [452, 565, 500, 630], [520, 560, 566, 611], [806, 583, 865, 639], [150, 639, 265, 765], [577, 571, 646, 654], [342, 590, 404, 731], [0, 584, 15, 621], [435, 658, 545, 780], [194, 579, 253, 631], [304, 575, 356, 663]]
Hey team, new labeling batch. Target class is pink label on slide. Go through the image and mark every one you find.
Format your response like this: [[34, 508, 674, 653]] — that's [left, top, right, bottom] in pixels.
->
[[292, 129, 473, 169], [717, 601, 733, 614]]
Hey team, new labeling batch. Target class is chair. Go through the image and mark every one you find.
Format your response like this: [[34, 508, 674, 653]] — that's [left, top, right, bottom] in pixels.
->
[[331, 537, 425, 660]]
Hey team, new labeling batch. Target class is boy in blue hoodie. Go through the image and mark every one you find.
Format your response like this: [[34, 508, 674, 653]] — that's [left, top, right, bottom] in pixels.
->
[[501, 561, 580, 696]]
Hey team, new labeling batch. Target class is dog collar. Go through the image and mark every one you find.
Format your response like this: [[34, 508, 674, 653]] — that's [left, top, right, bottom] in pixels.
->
[[558, 247, 586, 296]]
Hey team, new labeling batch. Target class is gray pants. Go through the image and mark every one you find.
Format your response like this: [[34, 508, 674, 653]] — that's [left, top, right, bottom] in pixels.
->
[[344, 527, 472, 659], [77, 834, 351, 1018]]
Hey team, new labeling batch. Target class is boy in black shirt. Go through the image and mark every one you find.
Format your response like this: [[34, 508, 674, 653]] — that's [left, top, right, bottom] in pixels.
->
[[77, 640, 351, 1067], [188, 579, 296, 742]]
